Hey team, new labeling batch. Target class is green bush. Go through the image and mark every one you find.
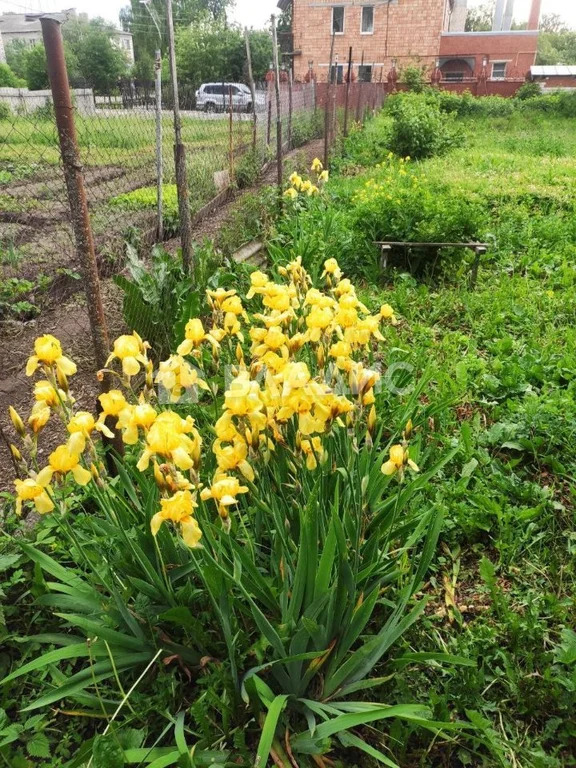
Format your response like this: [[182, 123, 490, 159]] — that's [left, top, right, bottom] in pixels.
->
[[400, 64, 429, 93], [388, 94, 463, 159], [0, 63, 21, 88], [234, 149, 263, 189], [291, 110, 324, 147], [515, 81, 542, 100], [0, 101, 11, 121]]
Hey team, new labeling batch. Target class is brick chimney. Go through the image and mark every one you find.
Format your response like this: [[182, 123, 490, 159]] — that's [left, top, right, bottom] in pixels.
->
[[527, 0, 542, 30]]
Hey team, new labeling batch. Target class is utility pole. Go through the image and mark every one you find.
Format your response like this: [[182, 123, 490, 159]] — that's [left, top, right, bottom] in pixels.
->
[[166, 0, 194, 272]]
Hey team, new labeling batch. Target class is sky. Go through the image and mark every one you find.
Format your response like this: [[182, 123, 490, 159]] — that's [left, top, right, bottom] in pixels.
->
[[0, 0, 574, 31]]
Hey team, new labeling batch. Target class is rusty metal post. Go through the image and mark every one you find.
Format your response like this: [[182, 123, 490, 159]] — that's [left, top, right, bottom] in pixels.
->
[[343, 46, 353, 137], [40, 17, 109, 371], [166, 0, 194, 273], [271, 15, 283, 192], [41, 16, 123, 463]]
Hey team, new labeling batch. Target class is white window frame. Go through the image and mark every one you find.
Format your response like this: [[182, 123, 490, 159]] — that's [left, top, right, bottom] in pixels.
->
[[361, 6, 374, 35], [332, 6, 345, 35], [491, 61, 507, 80]]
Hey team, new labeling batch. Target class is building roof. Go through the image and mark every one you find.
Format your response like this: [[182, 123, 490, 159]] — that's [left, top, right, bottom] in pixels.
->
[[0, 13, 42, 34], [531, 65, 576, 77]]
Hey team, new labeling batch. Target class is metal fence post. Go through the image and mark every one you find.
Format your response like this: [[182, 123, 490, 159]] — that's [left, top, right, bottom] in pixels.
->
[[344, 46, 353, 137], [356, 50, 364, 124], [271, 15, 283, 192], [155, 48, 164, 241], [244, 28, 258, 155], [40, 16, 109, 372], [166, 0, 194, 273], [287, 66, 293, 151], [228, 84, 235, 182], [40, 15, 124, 463]]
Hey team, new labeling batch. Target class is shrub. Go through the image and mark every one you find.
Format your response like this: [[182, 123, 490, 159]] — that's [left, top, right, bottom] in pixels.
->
[[350, 156, 487, 255], [234, 149, 263, 189], [515, 82, 542, 100], [6, 259, 452, 765], [388, 95, 463, 159], [0, 101, 11, 121], [401, 64, 429, 93], [0, 62, 21, 88]]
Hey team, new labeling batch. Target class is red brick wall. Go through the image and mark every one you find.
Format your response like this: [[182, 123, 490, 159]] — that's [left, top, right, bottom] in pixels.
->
[[292, 0, 446, 83], [534, 76, 576, 88], [439, 31, 539, 79]]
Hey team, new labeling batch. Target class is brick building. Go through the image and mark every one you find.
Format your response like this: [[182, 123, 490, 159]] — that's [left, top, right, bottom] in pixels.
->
[[278, 0, 542, 92]]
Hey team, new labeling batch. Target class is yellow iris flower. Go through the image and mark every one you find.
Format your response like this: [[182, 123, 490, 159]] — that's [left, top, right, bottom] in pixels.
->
[[14, 477, 54, 516], [26, 334, 77, 378], [200, 474, 249, 518], [381, 444, 419, 478], [37, 445, 92, 487], [150, 490, 202, 548], [106, 332, 148, 378]]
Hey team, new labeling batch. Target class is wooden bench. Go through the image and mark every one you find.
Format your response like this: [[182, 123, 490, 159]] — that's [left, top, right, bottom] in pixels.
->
[[374, 241, 489, 288]]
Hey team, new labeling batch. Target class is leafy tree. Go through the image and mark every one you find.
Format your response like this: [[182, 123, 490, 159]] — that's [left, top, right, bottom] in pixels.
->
[[5, 40, 29, 81], [120, 0, 233, 78], [175, 22, 272, 90], [537, 32, 576, 65], [465, 1, 495, 32], [244, 30, 273, 82], [63, 17, 128, 92], [24, 45, 50, 90], [0, 62, 23, 88]]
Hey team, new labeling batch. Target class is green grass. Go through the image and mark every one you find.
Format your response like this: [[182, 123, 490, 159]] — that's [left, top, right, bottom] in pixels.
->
[[0, 112, 250, 170]]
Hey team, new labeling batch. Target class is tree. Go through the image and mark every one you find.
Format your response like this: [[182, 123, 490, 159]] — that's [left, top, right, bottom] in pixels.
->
[[465, 1, 495, 32], [537, 32, 576, 65], [63, 18, 128, 92], [175, 21, 272, 90], [5, 40, 29, 81], [0, 62, 24, 88], [25, 45, 50, 90], [540, 13, 569, 34], [120, 0, 233, 79]]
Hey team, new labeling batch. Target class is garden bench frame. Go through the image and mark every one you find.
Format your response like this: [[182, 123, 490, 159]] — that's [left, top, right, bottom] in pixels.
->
[[374, 241, 489, 288]]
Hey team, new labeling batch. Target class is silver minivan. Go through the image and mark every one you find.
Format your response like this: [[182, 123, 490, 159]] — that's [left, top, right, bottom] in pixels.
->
[[195, 82, 265, 113]]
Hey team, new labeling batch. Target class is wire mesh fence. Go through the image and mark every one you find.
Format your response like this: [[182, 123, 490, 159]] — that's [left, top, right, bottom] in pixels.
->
[[0, 21, 387, 487]]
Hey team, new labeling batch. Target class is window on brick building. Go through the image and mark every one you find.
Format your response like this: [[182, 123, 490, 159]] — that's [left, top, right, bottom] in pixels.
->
[[358, 65, 372, 82], [332, 6, 345, 34], [444, 71, 464, 82], [491, 62, 507, 79], [330, 64, 344, 84], [361, 6, 374, 34]]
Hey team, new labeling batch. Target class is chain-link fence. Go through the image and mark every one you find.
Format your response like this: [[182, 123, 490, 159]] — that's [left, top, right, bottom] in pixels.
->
[[0, 19, 387, 488]]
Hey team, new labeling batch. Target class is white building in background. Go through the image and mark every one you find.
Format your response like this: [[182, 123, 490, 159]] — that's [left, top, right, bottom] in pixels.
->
[[0, 9, 134, 65]]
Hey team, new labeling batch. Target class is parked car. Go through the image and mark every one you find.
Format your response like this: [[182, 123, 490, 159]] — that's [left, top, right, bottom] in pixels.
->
[[195, 83, 265, 113]]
